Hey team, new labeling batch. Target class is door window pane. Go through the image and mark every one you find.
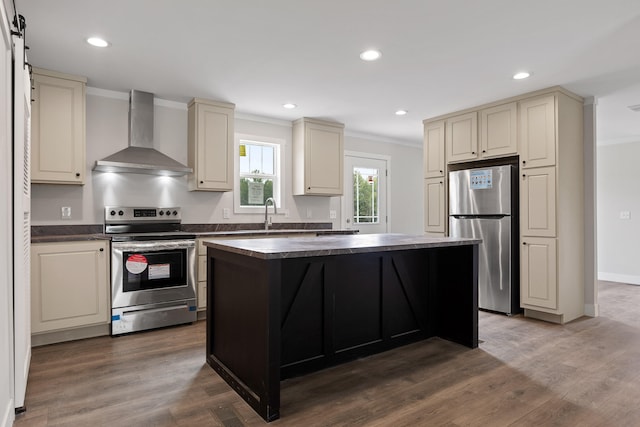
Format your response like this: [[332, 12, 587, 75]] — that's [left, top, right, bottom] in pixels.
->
[[353, 167, 379, 224]]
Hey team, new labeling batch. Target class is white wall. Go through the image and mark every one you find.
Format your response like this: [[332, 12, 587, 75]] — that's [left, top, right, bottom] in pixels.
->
[[30, 89, 424, 234], [597, 140, 640, 284]]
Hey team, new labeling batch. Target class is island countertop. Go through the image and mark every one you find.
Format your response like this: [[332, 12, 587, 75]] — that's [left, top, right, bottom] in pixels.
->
[[203, 233, 481, 259]]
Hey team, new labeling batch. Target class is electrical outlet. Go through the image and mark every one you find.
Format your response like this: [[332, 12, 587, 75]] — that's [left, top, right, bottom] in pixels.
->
[[61, 206, 71, 219], [306, 208, 312, 219], [329, 210, 337, 219], [223, 208, 230, 219], [620, 211, 631, 220]]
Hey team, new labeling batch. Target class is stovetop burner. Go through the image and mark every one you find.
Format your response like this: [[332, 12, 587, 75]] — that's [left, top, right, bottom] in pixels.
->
[[104, 206, 193, 240]]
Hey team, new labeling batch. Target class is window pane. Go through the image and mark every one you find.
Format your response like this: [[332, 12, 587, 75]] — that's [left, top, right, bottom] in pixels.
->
[[353, 167, 379, 224], [240, 177, 274, 206], [240, 142, 275, 175]]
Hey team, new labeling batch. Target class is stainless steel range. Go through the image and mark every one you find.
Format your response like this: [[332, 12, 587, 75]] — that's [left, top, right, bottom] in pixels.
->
[[105, 206, 197, 335]]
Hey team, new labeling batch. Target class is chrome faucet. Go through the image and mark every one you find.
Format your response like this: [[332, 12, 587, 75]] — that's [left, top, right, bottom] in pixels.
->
[[264, 197, 277, 230]]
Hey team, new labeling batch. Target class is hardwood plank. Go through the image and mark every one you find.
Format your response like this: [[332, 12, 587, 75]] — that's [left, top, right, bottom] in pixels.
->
[[15, 281, 640, 426]]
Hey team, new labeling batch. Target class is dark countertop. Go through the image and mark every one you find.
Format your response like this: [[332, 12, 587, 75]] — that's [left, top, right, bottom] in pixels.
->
[[31, 223, 355, 243], [204, 233, 482, 259]]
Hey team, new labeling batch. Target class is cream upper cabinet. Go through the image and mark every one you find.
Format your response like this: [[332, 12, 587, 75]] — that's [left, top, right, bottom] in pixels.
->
[[520, 166, 556, 237], [423, 120, 445, 178], [521, 237, 557, 310], [445, 112, 478, 163], [32, 68, 86, 184], [519, 95, 556, 169], [31, 240, 110, 334], [479, 102, 517, 158], [293, 118, 344, 196], [424, 177, 446, 234], [187, 98, 235, 191]]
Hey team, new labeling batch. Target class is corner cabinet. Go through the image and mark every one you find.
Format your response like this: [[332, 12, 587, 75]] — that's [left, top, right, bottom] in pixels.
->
[[32, 68, 86, 184], [293, 118, 344, 196], [31, 240, 110, 334], [187, 98, 235, 191]]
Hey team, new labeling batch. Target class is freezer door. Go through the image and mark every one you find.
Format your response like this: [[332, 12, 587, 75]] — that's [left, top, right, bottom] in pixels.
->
[[449, 165, 512, 215], [450, 216, 513, 314]]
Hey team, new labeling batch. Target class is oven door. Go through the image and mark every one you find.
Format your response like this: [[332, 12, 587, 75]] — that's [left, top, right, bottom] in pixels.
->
[[111, 239, 196, 309]]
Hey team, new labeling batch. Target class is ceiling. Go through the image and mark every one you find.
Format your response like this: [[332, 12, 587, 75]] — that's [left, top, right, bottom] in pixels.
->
[[14, 0, 640, 146]]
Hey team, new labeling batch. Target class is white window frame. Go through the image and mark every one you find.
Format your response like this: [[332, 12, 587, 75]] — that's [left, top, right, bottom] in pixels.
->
[[234, 133, 284, 214]]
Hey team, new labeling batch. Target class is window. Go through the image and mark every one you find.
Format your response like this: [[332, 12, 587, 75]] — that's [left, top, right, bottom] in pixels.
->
[[234, 135, 282, 213], [352, 167, 379, 223]]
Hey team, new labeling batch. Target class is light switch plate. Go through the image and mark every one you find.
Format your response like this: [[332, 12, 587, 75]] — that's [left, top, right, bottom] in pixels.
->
[[620, 211, 631, 220], [223, 208, 230, 219], [329, 210, 337, 219]]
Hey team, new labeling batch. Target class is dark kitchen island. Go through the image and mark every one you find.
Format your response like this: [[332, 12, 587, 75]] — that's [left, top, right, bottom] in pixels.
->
[[204, 233, 480, 422]]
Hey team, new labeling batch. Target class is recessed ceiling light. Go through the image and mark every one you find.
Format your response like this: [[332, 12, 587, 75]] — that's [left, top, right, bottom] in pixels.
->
[[87, 37, 109, 47], [513, 71, 530, 80], [360, 49, 382, 61], [395, 110, 408, 116], [283, 103, 297, 109]]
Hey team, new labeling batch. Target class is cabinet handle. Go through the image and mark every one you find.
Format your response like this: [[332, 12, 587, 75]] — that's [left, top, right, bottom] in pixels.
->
[[75, 173, 80, 177]]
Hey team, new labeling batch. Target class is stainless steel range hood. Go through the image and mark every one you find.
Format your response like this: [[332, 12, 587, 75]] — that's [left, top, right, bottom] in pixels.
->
[[93, 90, 193, 176]]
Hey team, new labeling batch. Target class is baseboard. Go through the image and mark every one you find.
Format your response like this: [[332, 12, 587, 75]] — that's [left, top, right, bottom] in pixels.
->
[[31, 324, 110, 347], [598, 272, 640, 285]]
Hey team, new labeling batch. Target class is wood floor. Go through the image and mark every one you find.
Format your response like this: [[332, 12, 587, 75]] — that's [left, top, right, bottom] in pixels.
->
[[14, 281, 640, 426]]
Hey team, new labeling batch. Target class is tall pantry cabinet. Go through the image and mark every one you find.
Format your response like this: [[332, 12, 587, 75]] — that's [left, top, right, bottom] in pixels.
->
[[423, 87, 585, 324]]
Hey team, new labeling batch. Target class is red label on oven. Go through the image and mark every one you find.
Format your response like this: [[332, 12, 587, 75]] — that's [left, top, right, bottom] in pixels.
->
[[126, 254, 148, 274]]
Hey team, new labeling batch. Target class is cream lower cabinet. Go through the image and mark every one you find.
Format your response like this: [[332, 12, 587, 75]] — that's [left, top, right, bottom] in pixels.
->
[[424, 177, 446, 234], [521, 237, 557, 310], [31, 240, 110, 333]]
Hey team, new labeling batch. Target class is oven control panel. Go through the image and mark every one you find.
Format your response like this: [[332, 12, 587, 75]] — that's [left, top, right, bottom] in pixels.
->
[[105, 206, 182, 223]]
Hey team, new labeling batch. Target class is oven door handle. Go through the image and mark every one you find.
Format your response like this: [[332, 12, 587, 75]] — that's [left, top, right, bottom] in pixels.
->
[[121, 304, 190, 316]]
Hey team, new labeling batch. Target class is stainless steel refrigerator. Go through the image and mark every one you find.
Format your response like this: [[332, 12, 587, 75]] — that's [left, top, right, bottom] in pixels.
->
[[449, 164, 519, 315]]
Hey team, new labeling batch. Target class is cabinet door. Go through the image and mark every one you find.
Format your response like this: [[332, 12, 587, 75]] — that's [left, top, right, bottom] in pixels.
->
[[189, 101, 234, 191], [32, 71, 85, 184], [424, 120, 445, 178], [424, 177, 445, 233], [480, 102, 517, 158], [305, 122, 343, 195], [521, 166, 556, 237], [31, 241, 109, 333], [446, 112, 478, 163], [521, 237, 557, 310], [519, 95, 556, 169]]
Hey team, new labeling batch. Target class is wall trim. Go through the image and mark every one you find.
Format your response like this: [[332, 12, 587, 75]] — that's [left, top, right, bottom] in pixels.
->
[[598, 272, 640, 285], [344, 130, 421, 148]]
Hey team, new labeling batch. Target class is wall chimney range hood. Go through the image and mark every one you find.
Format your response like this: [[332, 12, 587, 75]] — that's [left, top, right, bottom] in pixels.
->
[[93, 90, 193, 176]]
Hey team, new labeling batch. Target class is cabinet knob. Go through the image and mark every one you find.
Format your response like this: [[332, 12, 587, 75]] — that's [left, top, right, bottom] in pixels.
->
[[522, 160, 526, 165], [482, 150, 486, 153], [308, 186, 311, 190], [522, 242, 527, 245], [522, 174, 526, 178], [439, 170, 443, 174], [200, 181, 204, 184], [75, 173, 80, 177], [439, 181, 443, 185], [471, 151, 476, 154], [99, 248, 104, 251]]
